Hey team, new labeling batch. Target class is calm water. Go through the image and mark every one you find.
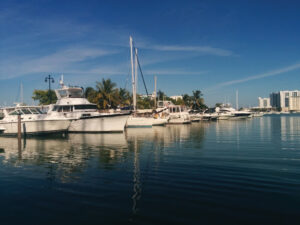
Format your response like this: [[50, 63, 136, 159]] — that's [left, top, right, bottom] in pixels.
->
[[1, 115, 300, 225]]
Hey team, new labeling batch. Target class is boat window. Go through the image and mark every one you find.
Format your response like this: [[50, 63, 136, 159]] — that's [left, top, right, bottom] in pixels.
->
[[62, 106, 72, 112], [74, 105, 97, 110], [58, 90, 68, 98], [68, 89, 83, 98], [9, 110, 23, 115], [29, 108, 39, 114], [21, 108, 32, 114], [58, 106, 63, 112], [52, 106, 58, 111], [36, 108, 44, 114]]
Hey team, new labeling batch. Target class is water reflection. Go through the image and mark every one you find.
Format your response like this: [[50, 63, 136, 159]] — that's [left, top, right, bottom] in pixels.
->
[[0, 125, 206, 181]]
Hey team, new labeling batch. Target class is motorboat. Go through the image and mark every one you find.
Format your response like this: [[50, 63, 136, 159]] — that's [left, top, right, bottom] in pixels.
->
[[157, 101, 191, 124], [48, 79, 130, 133], [218, 105, 252, 119], [0, 105, 71, 136]]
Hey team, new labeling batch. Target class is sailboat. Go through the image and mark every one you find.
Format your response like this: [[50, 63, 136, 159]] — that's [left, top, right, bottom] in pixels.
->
[[126, 36, 167, 127]]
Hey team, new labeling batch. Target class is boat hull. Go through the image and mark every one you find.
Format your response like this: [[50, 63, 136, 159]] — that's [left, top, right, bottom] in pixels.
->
[[168, 117, 191, 124], [69, 113, 130, 132], [152, 118, 168, 126], [126, 116, 153, 128], [0, 119, 70, 136]]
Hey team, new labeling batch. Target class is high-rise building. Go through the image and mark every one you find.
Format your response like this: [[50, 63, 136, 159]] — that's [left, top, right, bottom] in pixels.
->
[[270, 92, 280, 108], [269, 90, 300, 111]]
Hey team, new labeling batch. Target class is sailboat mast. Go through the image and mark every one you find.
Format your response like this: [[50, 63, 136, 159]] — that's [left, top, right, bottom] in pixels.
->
[[135, 48, 138, 109], [154, 76, 157, 108], [130, 36, 136, 111], [236, 90, 239, 110], [20, 82, 23, 104]]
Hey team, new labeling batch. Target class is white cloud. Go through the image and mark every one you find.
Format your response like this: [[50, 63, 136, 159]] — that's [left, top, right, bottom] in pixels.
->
[[143, 44, 234, 56], [210, 62, 300, 89], [144, 70, 207, 76], [0, 47, 118, 80]]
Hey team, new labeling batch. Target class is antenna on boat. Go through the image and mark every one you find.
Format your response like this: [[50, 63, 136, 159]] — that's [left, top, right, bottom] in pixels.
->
[[236, 90, 239, 110], [59, 74, 64, 88]]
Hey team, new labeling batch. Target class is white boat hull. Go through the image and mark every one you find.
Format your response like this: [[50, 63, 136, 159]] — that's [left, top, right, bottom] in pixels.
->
[[69, 113, 129, 132], [126, 116, 153, 127], [0, 119, 70, 135], [152, 118, 168, 126], [168, 117, 191, 124]]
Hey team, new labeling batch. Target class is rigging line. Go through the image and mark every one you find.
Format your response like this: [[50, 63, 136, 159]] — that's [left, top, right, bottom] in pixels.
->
[[135, 49, 149, 96]]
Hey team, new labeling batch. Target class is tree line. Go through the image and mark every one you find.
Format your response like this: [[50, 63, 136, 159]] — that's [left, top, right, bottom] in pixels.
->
[[32, 78, 207, 110]]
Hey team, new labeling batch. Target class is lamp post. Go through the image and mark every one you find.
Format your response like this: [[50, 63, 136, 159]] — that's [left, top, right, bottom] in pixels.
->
[[45, 75, 55, 103]]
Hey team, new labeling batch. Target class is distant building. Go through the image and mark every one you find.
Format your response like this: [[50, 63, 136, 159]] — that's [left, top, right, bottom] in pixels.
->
[[269, 90, 300, 111], [270, 92, 280, 108], [258, 97, 271, 108], [288, 96, 300, 111], [170, 95, 182, 101]]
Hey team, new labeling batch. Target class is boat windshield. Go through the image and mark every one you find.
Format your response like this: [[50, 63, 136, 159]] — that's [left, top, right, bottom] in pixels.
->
[[9, 109, 23, 115], [68, 88, 83, 98]]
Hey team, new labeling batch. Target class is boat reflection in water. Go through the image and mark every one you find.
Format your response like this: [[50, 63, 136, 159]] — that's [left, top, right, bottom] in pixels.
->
[[0, 133, 128, 182]]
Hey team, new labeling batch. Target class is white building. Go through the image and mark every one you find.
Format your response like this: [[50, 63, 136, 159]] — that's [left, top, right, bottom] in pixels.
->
[[288, 96, 300, 111], [279, 90, 300, 112], [258, 97, 271, 108], [170, 95, 182, 101], [269, 90, 300, 111]]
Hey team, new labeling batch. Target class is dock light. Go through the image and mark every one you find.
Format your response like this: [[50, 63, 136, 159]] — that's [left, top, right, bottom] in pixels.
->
[[45, 74, 55, 103]]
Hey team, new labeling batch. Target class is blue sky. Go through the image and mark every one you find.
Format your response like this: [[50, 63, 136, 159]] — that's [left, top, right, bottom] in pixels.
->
[[1, 0, 300, 107]]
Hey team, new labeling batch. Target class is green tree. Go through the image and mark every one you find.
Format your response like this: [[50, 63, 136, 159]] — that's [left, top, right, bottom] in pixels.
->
[[95, 78, 118, 109], [84, 87, 97, 103], [157, 90, 165, 100], [182, 94, 192, 107], [32, 90, 57, 105], [118, 88, 132, 107]]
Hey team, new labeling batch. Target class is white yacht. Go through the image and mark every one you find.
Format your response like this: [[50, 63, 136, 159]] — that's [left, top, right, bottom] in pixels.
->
[[48, 81, 130, 133], [0, 105, 71, 135], [218, 104, 252, 119], [157, 101, 191, 124]]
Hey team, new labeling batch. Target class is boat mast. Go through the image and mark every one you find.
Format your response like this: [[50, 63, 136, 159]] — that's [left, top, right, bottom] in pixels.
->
[[135, 48, 138, 109], [154, 76, 157, 108], [236, 90, 239, 110], [130, 36, 136, 111], [20, 82, 23, 105]]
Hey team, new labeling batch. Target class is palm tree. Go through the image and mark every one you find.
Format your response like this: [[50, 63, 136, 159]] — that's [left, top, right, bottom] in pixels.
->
[[182, 94, 192, 107], [84, 87, 97, 103], [95, 78, 118, 109], [157, 90, 165, 100], [118, 88, 132, 107], [192, 90, 207, 110]]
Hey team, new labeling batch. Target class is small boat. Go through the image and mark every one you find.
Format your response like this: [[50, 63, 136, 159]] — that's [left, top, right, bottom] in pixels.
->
[[0, 105, 71, 136], [157, 101, 191, 124]]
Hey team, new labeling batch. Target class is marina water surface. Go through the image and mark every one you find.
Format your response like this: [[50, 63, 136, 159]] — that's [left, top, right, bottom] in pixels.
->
[[1, 115, 300, 225]]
